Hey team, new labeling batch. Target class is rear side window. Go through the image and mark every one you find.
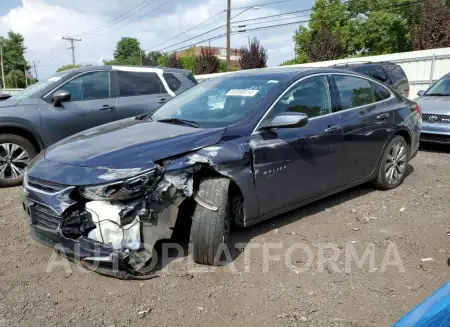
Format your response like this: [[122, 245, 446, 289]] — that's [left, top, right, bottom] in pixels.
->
[[352, 65, 388, 83], [371, 82, 391, 101], [186, 73, 198, 84], [163, 73, 182, 92], [386, 65, 407, 84], [117, 71, 164, 96], [334, 75, 374, 109]]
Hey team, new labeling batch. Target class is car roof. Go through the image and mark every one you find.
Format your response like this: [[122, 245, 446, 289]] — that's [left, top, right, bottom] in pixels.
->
[[63, 65, 192, 76], [216, 67, 363, 80]]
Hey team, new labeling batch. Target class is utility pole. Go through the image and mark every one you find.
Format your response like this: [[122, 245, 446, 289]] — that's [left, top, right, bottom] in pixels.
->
[[226, 0, 231, 71], [62, 36, 81, 67], [0, 42, 5, 89], [24, 67, 28, 87], [33, 61, 38, 80], [140, 50, 143, 66]]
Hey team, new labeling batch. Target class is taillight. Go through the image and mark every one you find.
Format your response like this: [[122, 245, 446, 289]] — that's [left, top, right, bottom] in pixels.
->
[[415, 104, 422, 117]]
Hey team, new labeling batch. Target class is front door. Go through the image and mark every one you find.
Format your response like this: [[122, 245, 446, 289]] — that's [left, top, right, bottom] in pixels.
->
[[41, 70, 118, 145], [251, 75, 343, 216]]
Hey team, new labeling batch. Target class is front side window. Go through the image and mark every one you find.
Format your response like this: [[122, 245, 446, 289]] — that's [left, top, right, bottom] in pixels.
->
[[151, 74, 283, 127], [425, 75, 450, 96], [268, 75, 332, 120], [117, 71, 164, 96], [334, 75, 374, 109], [56, 71, 110, 101]]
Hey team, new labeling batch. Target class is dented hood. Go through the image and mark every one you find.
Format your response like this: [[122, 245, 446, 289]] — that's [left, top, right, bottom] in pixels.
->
[[44, 118, 227, 169]]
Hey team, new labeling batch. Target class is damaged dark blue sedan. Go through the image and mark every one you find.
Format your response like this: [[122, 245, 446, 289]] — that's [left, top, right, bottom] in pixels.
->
[[22, 68, 422, 278]]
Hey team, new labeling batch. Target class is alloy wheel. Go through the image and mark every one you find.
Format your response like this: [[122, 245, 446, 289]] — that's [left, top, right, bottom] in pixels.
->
[[0, 143, 30, 180], [385, 141, 407, 185]]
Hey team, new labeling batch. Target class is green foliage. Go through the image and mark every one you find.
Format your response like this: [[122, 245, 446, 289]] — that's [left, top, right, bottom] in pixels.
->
[[143, 51, 163, 66], [180, 55, 196, 73], [0, 31, 30, 88], [284, 0, 425, 65], [217, 60, 227, 72], [57, 64, 83, 72], [157, 54, 168, 67], [166, 53, 182, 68], [104, 37, 142, 65]]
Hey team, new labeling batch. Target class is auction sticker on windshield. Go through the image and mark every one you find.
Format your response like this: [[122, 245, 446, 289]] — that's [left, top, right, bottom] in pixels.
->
[[226, 89, 259, 97]]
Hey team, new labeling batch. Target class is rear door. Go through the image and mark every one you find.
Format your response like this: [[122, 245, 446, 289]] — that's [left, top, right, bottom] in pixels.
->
[[40, 70, 118, 145], [330, 74, 396, 185], [115, 71, 171, 119]]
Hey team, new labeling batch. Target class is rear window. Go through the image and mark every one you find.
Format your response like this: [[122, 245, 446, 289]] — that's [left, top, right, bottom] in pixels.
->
[[163, 73, 182, 92], [117, 71, 163, 96], [352, 65, 388, 83], [386, 65, 407, 84], [371, 82, 391, 101]]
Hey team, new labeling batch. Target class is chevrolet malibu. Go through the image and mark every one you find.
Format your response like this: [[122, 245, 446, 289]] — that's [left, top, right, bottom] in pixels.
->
[[22, 68, 422, 278]]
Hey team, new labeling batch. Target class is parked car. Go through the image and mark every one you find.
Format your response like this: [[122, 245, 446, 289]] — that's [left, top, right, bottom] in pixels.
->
[[415, 73, 450, 144], [0, 65, 197, 187], [22, 68, 422, 278], [0, 93, 12, 101], [332, 61, 410, 98]]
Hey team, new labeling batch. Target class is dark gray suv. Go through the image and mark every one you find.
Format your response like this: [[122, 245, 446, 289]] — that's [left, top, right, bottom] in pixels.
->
[[0, 65, 197, 187]]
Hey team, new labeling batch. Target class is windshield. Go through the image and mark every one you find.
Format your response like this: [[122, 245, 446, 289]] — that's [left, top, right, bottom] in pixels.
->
[[425, 75, 450, 96], [151, 75, 283, 127], [11, 70, 72, 100]]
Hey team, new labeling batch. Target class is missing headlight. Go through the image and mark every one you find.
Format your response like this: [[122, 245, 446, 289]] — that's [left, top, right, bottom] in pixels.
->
[[79, 169, 157, 201]]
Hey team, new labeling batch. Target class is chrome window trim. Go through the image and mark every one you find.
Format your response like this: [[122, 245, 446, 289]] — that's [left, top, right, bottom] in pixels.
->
[[252, 72, 395, 134], [43, 70, 111, 99]]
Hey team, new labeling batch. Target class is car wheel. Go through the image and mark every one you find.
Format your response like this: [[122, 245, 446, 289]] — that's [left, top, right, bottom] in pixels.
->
[[373, 135, 409, 190], [189, 177, 231, 266], [0, 134, 37, 187]]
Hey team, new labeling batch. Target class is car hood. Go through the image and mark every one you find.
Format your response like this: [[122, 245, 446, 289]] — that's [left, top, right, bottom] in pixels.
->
[[44, 118, 226, 169], [416, 96, 450, 115]]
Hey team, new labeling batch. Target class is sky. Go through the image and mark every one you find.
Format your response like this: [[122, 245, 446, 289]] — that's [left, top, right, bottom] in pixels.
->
[[0, 0, 314, 79]]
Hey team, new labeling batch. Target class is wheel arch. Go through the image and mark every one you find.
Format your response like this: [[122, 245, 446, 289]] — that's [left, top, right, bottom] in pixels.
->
[[0, 123, 45, 153]]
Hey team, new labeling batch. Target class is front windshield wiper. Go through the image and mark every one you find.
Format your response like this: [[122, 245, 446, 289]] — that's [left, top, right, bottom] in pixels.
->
[[425, 93, 450, 96], [157, 118, 200, 128]]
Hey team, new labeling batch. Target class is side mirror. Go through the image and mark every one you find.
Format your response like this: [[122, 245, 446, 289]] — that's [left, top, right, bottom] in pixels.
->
[[262, 112, 309, 130], [417, 90, 425, 97], [52, 90, 71, 106]]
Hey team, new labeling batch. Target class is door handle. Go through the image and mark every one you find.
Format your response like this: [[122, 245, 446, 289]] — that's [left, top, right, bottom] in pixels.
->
[[324, 125, 341, 133], [99, 105, 115, 111], [157, 99, 167, 104], [376, 113, 389, 119]]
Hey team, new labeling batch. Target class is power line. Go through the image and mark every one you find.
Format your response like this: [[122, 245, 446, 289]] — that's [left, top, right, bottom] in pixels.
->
[[149, 10, 225, 50], [36, 40, 68, 63], [231, 0, 296, 11], [82, 0, 176, 39], [74, 0, 159, 37]]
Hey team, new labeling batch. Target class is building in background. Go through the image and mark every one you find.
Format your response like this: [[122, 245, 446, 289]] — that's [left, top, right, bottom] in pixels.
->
[[176, 46, 243, 70]]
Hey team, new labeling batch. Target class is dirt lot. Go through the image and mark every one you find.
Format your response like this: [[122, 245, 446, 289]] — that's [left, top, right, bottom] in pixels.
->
[[0, 145, 449, 327]]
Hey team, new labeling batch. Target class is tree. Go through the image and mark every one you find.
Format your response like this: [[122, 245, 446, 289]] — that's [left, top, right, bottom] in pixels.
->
[[239, 37, 268, 70], [307, 27, 343, 62], [412, 0, 450, 50], [165, 53, 182, 68], [143, 51, 163, 66], [104, 37, 142, 65], [0, 31, 30, 88], [195, 47, 220, 74], [57, 64, 83, 72]]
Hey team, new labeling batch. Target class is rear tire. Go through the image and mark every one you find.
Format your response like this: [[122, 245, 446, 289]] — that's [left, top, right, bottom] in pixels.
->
[[190, 177, 231, 266], [372, 135, 409, 190], [0, 134, 37, 187]]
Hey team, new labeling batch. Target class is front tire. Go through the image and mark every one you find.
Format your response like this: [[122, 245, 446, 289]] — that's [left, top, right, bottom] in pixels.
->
[[373, 135, 409, 190], [0, 134, 37, 187], [190, 177, 231, 266]]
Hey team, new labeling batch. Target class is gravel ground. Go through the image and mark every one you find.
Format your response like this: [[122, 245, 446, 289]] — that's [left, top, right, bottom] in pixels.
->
[[0, 145, 449, 327]]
